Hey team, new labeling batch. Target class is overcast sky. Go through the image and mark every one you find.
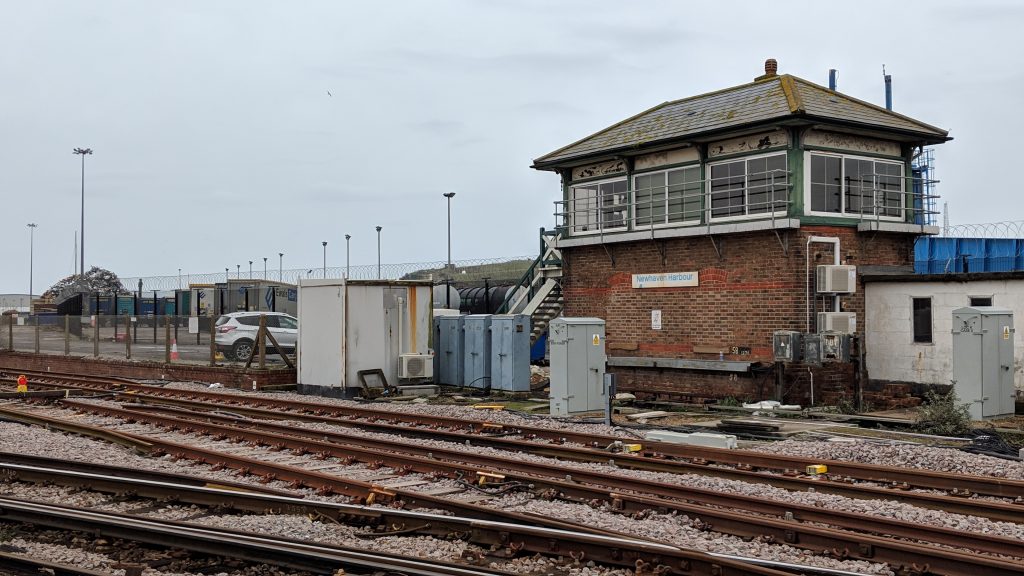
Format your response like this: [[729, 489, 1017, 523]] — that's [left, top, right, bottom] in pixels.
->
[[2, 0, 1021, 294]]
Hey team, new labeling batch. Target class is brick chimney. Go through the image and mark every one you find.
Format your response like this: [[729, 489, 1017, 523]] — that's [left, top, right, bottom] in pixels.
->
[[755, 58, 778, 81]]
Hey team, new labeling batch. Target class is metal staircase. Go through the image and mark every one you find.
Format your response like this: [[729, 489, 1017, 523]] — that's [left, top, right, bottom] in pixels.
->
[[498, 228, 563, 342]]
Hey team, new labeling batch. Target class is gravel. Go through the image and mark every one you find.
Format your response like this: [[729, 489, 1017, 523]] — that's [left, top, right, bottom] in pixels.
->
[[754, 438, 1024, 479], [4, 399, 1022, 575]]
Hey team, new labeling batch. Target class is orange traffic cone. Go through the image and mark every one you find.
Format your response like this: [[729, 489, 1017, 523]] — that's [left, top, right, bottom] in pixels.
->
[[170, 339, 180, 361]]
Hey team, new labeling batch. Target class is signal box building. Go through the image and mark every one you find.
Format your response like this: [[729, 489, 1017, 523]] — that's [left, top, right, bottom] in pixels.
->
[[532, 59, 950, 407]]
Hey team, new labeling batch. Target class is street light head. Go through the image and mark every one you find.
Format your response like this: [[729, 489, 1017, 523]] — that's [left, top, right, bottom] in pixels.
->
[[376, 226, 382, 232], [73, 148, 93, 155], [249, 260, 253, 265], [345, 234, 351, 240], [279, 252, 284, 257], [443, 192, 456, 199], [263, 257, 267, 262], [26, 223, 37, 228], [322, 241, 327, 247]]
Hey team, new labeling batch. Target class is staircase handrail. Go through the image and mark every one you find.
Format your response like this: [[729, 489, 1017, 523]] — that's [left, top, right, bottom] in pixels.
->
[[497, 228, 561, 314]]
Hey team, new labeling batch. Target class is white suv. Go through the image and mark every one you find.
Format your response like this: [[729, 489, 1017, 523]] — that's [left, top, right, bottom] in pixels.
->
[[215, 312, 298, 361]]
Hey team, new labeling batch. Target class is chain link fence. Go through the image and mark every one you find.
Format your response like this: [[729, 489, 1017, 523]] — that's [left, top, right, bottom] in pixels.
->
[[121, 256, 534, 291], [2, 313, 291, 368]]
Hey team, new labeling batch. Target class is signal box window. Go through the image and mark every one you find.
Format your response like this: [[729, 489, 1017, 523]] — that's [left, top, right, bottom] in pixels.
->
[[912, 297, 932, 343]]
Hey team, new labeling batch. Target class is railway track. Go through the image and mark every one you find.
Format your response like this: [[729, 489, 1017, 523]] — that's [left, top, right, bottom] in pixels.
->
[[0, 456, 808, 576], [5, 370, 1024, 502], [0, 496, 521, 576], [2, 400, 1023, 576]]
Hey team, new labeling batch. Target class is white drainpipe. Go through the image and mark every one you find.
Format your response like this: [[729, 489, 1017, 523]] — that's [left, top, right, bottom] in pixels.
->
[[805, 236, 841, 332]]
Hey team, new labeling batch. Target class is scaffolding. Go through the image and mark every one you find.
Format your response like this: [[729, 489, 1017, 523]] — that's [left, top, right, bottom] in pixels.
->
[[911, 148, 936, 226]]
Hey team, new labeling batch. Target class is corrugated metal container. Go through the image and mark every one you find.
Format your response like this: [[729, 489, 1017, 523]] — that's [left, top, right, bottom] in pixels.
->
[[435, 314, 466, 386], [463, 314, 492, 389], [915, 237, 1024, 273], [297, 280, 433, 396], [490, 314, 531, 392]]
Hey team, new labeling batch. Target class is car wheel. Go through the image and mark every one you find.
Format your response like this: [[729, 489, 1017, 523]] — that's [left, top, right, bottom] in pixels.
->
[[231, 339, 255, 362]]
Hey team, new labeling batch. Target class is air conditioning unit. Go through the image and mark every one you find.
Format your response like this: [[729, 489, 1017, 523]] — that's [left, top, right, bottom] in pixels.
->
[[817, 312, 857, 334], [816, 265, 857, 294], [399, 353, 434, 379]]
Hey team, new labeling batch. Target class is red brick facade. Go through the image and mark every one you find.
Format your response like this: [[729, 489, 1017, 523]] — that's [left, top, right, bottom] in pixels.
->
[[560, 225, 914, 406]]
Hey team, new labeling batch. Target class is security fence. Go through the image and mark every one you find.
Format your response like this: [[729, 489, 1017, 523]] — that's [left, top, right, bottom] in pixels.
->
[[2, 313, 292, 368], [121, 256, 534, 292]]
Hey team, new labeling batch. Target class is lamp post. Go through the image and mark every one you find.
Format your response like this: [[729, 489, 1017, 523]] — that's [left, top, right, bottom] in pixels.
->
[[375, 226, 382, 279], [248, 260, 253, 279], [236, 264, 240, 279], [278, 253, 284, 282], [225, 268, 229, 283], [178, 268, 182, 290], [263, 257, 268, 280], [443, 192, 456, 308], [26, 223, 37, 307], [72, 148, 93, 277], [322, 241, 328, 278], [345, 234, 351, 279]]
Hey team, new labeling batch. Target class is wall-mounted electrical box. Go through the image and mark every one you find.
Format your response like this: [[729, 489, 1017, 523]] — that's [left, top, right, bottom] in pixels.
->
[[772, 331, 803, 362], [803, 333, 822, 366], [820, 332, 851, 363], [816, 265, 857, 294], [818, 312, 857, 334]]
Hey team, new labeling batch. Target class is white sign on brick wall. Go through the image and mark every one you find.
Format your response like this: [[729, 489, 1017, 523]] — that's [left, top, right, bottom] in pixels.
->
[[651, 310, 662, 330], [632, 272, 699, 289]]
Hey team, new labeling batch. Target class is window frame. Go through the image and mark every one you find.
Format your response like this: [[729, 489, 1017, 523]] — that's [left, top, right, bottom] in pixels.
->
[[631, 164, 702, 229], [705, 151, 789, 222], [566, 176, 629, 236], [911, 296, 933, 344], [969, 295, 994, 307], [805, 151, 906, 220]]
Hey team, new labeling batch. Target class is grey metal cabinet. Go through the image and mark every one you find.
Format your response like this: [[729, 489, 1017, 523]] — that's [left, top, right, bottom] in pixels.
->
[[491, 314, 531, 392], [549, 317, 606, 416], [952, 307, 1016, 420], [463, 315, 492, 389], [435, 315, 466, 386]]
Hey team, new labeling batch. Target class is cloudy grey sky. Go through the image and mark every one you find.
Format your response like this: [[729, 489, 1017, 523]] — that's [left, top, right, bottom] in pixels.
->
[[2, 0, 1021, 294]]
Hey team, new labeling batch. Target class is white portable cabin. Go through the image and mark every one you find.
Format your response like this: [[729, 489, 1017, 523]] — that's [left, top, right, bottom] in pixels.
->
[[297, 279, 433, 397]]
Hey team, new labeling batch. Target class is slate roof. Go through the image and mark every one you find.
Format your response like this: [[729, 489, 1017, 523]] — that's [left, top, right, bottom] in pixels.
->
[[533, 74, 949, 168]]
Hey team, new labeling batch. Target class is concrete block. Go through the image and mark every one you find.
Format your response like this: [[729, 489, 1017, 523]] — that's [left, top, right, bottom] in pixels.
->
[[398, 384, 439, 397], [645, 430, 738, 449]]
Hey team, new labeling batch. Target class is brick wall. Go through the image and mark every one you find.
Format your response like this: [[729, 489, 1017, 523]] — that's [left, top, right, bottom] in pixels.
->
[[0, 351, 296, 390], [561, 225, 914, 406]]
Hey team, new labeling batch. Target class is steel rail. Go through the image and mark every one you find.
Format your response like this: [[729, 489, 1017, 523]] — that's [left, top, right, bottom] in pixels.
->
[[0, 404, 788, 576], [54, 400, 1024, 575], [0, 496, 514, 576], [111, 397, 1024, 525], [0, 551, 111, 576], [0, 459, 863, 576], [7, 369, 1023, 500], [0, 450, 296, 496]]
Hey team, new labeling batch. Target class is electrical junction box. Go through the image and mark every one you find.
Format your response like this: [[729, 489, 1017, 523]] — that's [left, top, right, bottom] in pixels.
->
[[549, 318, 606, 416], [819, 332, 851, 363], [803, 333, 822, 367], [463, 315, 492, 389], [490, 314, 532, 392], [816, 265, 857, 294], [772, 331, 803, 362], [434, 315, 466, 386], [951, 307, 1016, 420], [818, 312, 857, 334]]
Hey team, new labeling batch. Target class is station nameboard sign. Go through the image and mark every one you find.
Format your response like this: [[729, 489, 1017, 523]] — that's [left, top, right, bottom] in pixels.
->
[[632, 272, 698, 289]]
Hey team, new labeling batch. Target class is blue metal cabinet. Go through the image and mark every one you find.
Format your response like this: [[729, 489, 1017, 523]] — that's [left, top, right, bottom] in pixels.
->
[[490, 314, 531, 392], [463, 315, 492, 389]]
